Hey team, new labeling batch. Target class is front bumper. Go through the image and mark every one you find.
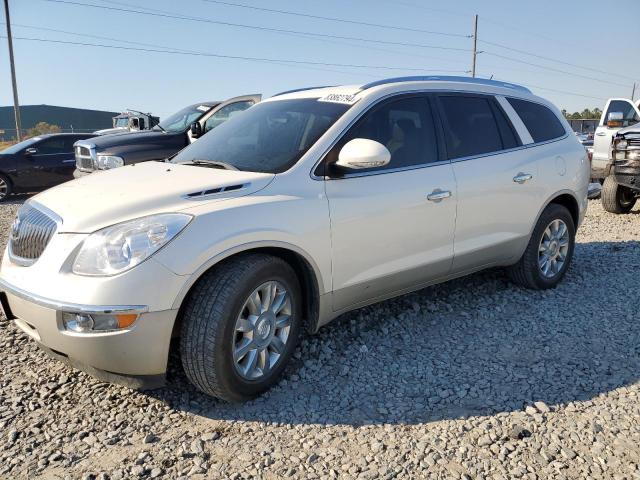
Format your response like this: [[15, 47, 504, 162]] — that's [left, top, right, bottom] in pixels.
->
[[0, 277, 177, 388]]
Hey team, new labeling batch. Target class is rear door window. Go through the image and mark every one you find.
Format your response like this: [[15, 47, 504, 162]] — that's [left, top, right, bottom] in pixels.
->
[[437, 95, 508, 159], [506, 98, 566, 142]]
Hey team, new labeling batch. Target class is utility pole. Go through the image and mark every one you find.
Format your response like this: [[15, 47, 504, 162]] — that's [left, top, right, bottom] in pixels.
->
[[471, 14, 478, 78], [3, 0, 22, 141], [632, 82, 637, 101]]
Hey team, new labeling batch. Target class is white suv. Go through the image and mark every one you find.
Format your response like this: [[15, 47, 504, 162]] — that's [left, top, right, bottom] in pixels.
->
[[0, 77, 589, 401]]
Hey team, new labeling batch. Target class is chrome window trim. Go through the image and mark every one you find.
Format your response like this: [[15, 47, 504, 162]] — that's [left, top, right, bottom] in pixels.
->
[[310, 88, 569, 181], [0, 277, 148, 315]]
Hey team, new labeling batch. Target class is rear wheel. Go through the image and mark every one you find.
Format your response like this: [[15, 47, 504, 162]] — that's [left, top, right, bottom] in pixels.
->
[[507, 203, 575, 290], [0, 174, 12, 201], [601, 175, 636, 214], [180, 254, 302, 402]]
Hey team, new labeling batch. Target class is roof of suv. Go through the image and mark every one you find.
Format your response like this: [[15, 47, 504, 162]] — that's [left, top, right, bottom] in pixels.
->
[[269, 76, 534, 103]]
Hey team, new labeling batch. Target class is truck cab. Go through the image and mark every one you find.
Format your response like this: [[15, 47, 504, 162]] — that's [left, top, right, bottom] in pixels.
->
[[94, 110, 160, 136], [591, 98, 640, 180]]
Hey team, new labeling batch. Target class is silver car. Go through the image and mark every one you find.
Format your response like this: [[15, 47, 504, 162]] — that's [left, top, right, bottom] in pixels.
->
[[0, 76, 589, 401]]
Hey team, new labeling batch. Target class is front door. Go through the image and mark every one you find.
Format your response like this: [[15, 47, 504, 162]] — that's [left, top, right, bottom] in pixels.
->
[[323, 94, 457, 312], [21, 136, 77, 189], [593, 99, 640, 178], [189, 95, 262, 143]]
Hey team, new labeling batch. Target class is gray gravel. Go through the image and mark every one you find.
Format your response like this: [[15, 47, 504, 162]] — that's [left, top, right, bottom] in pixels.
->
[[1, 198, 639, 480]]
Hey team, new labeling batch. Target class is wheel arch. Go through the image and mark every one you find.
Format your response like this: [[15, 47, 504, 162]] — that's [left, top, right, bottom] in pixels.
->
[[170, 241, 324, 339]]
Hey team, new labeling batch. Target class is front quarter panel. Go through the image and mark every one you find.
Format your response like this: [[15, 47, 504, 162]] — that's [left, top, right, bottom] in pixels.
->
[[152, 175, 332, 296]]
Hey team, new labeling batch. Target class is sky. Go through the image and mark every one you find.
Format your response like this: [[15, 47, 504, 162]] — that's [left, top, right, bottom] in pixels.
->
[[1, 0, 639, 120]]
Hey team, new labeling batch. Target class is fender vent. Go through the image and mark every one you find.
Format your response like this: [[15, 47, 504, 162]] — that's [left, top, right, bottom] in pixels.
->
[[185, 183, 248, 199]]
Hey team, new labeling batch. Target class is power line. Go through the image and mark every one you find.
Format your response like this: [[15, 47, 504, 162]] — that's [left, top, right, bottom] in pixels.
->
[[200, 0, 470, 38], [4, 34, 469, 74], [480, 39, 639, 83], [42, 0, 471, 54], [380, 1, 639, 84], [482, 51, 632, 89]]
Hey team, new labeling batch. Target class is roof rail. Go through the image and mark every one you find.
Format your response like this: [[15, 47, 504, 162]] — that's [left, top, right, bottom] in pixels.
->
[[360, 76, 531, 93], [272, 85, 336, 97]]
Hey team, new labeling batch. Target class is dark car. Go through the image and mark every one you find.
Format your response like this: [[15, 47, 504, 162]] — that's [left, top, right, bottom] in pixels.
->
[[74, 94, 261, 176], [0, 133, 96, 200]]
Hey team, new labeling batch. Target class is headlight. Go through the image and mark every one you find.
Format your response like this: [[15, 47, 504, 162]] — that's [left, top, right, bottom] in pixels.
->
[[615, 140, 628, 150], [96, 154, 124, 170], [72, 213, 192, 276]]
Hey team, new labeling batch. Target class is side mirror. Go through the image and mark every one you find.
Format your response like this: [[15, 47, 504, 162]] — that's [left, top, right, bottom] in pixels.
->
[[190, 121, 203, 138], [607, 111, 624, 128], [335, 138, 391, 171], [138, 118, 145, 130], [25, 147, 37, 155]]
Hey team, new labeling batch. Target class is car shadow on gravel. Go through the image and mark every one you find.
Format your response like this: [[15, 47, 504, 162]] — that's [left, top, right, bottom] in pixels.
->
[[149, 240, 640, 426]]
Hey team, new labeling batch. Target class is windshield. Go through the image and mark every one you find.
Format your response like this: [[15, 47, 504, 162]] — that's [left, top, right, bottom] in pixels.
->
[[114, 118, 129, 128], [171, 99, 350, 173], [154, 104, 211, 133], [0, 136, 41, 154]]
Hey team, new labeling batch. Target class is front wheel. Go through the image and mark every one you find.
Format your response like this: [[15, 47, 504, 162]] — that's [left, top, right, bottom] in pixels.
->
[[180, 254, 302, 402], [601, 175, 636, 214], [507, 203, 575, 290]]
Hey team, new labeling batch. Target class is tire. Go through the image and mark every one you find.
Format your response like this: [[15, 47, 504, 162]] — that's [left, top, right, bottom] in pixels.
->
[[0, 174, 12, 201], [507, 203, 575, 290], [180, 254, 302, 402], [601, 175, 636, 214]]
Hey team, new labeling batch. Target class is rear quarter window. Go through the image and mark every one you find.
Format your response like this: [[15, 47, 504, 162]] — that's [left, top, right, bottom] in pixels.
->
[[507, 98, 566, 143]]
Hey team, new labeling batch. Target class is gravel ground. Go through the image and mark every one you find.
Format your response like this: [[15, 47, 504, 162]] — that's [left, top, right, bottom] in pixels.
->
[[1, 198, 639, 480]]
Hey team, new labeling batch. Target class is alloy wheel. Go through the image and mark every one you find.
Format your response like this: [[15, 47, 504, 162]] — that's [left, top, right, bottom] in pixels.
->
[[0, 178, 8, 200], [232, 280, 292, 380], [538, 219, 570, 278]]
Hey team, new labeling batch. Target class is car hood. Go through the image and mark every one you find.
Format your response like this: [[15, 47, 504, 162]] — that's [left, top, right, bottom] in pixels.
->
[[32, 161, 275, 233], [616, 121, 640, 135], [83, 129, 172, 149]]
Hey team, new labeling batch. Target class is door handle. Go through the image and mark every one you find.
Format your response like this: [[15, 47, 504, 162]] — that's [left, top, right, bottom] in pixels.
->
[[513, 173, 533, 184], [595, 132, 606, 136], [427, 189, 452, 202]]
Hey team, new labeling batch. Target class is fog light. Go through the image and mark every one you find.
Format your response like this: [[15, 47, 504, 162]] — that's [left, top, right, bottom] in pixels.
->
[[63, 313, 94, 332], [62, 312, 138, 332]]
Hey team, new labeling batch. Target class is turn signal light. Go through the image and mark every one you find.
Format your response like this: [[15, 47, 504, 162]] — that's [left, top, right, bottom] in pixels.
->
[[62, 312, 139, 333]]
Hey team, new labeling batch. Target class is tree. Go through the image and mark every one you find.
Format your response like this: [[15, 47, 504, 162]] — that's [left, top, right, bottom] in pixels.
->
[[26, 122, 61, 138]]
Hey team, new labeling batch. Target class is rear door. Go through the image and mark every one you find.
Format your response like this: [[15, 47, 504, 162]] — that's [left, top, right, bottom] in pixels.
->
[[593, 99, 640, 178], [191, 95, 262, 142], [435, 93, 542, 272]]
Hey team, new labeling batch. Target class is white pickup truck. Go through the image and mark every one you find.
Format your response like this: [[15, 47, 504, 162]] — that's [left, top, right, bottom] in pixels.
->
[[591, 98, 640, 211]]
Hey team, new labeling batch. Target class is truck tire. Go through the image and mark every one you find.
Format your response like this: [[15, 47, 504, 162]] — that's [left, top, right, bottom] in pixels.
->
[[180, 254, 302, 402], [507, 203, 575, 290], [601, 175, 636, 214]]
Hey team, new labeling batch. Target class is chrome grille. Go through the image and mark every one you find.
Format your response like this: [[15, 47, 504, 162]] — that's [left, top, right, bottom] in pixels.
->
[[9, 203, 59, 265], [75, 145, 95, 172]]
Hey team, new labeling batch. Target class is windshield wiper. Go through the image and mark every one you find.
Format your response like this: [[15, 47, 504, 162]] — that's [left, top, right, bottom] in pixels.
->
[[187, 160, 238, 171], [154, 124, 166, 132]]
